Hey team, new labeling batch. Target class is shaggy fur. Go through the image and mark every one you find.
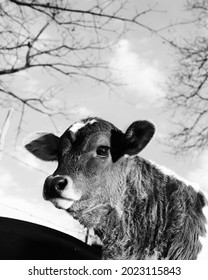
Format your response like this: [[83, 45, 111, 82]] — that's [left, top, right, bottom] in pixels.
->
[[68, 156, 207, 259], [25, 117, 208, 260]]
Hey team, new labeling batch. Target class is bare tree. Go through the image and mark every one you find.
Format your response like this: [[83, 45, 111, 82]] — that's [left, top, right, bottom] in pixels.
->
[[167, 0, 208, 153], [0, 0, 162, 140]]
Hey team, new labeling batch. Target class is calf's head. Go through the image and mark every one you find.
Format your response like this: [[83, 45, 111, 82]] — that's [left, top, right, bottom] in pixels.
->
[[25, 117, 155, 225]]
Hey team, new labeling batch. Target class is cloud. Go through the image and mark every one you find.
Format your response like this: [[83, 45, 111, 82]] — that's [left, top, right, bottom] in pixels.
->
[[14, 146, 54, 175], [71, 106, 93, 118], [15, 146, 42, 170], [110, 39, 166, 104], [10, 70, 40, 97], [0, 188, 4, 196], [187, 150, 208, 192], [0, 167, 18, 189]]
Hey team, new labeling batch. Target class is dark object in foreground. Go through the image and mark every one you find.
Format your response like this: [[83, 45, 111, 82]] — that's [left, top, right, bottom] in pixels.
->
[[0, 217, 102, 260]]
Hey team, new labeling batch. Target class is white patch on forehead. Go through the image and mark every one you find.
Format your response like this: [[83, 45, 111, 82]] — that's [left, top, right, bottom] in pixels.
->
[[68, 119, 97, 134], [88, 119, 97, 125], [149, 160, 200, 192], [69, 122, 85, 133]]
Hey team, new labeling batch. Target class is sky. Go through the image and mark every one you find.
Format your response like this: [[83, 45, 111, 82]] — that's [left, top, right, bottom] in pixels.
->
[[1, 0, 208, 249]]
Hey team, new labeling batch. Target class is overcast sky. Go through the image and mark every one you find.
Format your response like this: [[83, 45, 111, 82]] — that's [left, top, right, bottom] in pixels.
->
[[1, 0, 208, 243]]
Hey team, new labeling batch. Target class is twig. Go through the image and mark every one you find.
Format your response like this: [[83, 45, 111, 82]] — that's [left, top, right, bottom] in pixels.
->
[[0, 108, 14, 160]]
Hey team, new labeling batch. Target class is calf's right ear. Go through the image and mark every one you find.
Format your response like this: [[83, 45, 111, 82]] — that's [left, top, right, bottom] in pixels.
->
[[24, 133, 59, 161]]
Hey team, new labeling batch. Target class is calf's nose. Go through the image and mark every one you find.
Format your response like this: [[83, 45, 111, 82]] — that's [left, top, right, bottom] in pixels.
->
[[54, 177, 68, 191], [43, 175, 68, 200]]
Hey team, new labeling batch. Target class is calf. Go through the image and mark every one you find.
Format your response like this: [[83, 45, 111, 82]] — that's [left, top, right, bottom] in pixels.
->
[[25, 117, 208, 259]]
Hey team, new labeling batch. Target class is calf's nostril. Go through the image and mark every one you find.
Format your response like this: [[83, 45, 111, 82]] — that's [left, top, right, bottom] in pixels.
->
[[55, 178, 68, 191]]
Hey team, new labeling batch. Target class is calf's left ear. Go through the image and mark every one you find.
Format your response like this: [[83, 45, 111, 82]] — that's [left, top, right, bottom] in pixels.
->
[[124, 120, 155, 155]]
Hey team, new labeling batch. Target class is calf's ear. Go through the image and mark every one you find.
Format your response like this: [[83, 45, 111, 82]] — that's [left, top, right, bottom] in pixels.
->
[[124, 121, 155, 155], [24, 133, 59, 161]]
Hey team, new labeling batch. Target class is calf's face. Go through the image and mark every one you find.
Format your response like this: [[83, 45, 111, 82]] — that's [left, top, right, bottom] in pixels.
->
[[25, 118, 155, 216]]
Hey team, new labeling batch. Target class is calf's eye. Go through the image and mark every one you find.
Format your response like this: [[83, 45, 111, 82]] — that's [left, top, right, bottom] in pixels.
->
[[96, 146, 109, 157]]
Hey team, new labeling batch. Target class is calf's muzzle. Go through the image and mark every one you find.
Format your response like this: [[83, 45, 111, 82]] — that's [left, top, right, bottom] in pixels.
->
[[43, 175, 68, 200]]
